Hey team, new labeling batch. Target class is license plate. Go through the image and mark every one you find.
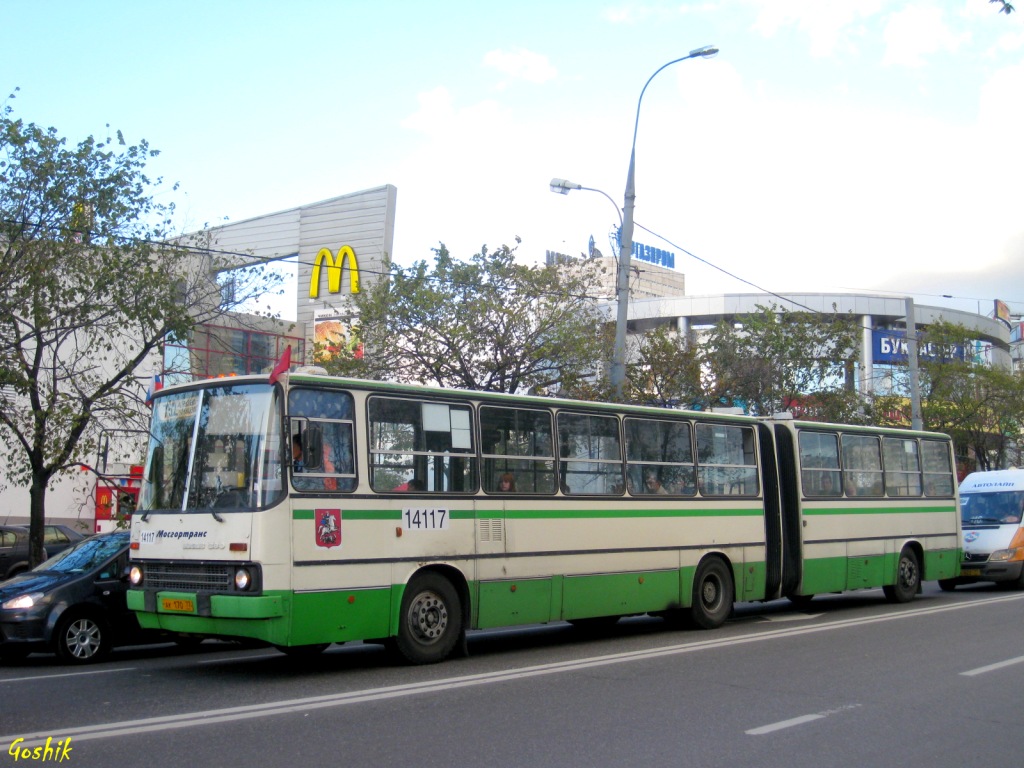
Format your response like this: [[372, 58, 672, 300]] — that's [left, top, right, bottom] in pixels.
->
[[161, 597, 195, 613], [961, 568, 981, 577]]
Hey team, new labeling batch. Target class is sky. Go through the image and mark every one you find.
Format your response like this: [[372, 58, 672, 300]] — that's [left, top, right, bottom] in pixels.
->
[[4, 0, 1024, 322]]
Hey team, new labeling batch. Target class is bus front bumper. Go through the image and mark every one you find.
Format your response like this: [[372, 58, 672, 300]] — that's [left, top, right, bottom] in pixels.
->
[[127, 589, 284, 619]]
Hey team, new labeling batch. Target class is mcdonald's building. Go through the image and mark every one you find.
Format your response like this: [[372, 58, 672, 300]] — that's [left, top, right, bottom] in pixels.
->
[[0, 186, 398, 532], [162, 185, 398, 381]]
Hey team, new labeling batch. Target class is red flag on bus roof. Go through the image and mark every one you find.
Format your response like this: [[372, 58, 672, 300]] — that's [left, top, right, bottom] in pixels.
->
[[269, 345, 291, 384]]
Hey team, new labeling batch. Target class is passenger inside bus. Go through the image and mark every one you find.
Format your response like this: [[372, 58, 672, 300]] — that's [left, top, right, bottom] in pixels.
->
[[644, 470, 668, 495], [497, 473, 516, 492]]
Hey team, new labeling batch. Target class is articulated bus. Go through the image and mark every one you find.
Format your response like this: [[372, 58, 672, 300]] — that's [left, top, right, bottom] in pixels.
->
[[126, 370, 961, 664]]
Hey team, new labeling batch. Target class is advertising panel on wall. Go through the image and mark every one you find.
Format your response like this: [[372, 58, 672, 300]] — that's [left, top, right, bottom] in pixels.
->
[[872, 329, 967, 364], [313, 310, 362, 362]]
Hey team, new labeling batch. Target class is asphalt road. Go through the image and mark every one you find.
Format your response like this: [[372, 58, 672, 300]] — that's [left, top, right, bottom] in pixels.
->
[[3, 582, 1023, 768]]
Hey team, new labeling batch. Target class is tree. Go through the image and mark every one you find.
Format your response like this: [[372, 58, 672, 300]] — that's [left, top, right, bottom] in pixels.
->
[[875, 320, 1024, 471], [624, 324, 706, 408], [319, 241, 610, 394], [0, 95, 282, 565], [700, 303, 863, 420]]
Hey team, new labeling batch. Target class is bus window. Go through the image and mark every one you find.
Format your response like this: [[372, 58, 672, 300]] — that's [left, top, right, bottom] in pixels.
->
[[480, 405, 556, 494], [368, 396, 477, 493], [695, 423, 759, 496], [288, 389, 356, 493], [556, 412, 622, 495], [883, 437, 922, 497], [841, 434, 883, 497], [798, 430, 842, 497], [921, 440, 954, 496], [624, 417, 695, 496]]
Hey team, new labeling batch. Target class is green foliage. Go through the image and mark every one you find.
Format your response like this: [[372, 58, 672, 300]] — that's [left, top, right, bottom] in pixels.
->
[[699, 303, 863, 419], [320, 240, 610, 394], [905, 320, 1023, 470], [0, 92, 281, 564], [624, 324, 705, 408]]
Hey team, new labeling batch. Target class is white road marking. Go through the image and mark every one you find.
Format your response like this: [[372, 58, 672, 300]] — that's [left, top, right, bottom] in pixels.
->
[[0, 667, 136, 685], [960, 654, 1024, 677], [4, 592, 1023, 748], [746, 704, 861, 735], [746, 714, 825, 734]]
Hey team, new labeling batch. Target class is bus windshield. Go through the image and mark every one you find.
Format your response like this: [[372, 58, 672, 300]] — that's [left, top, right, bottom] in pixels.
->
[[138, 383, 285, 513]]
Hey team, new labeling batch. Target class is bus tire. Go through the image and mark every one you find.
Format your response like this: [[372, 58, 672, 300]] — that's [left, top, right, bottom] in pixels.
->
[[690, 558, 733, 629], [883, 548, 920, 604], [396, 572, 463, 665], [937, 578, 959, 592]]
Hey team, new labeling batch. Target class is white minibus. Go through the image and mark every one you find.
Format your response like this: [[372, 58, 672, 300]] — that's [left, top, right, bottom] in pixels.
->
[[947, 469, 1024, 589]]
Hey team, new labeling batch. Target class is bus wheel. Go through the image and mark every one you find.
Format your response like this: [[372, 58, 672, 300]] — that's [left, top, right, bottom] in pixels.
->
[[883, 548, 920, 604], [396, 572, 463, 665], [690, 558, 733, 629], [937, 578, 958, 592]]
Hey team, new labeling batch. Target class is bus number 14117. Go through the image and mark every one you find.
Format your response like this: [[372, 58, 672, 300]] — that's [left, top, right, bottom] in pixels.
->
[[402, 508, 449, 531]]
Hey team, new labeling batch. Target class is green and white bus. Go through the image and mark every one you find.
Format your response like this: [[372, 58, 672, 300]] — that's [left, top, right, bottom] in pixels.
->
[[126, 370, 961, 663]]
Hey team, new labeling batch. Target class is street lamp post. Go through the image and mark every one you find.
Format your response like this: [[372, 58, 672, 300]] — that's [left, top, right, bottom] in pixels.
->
[[551, 46, 718, 400], [612, 45, 718, 399]]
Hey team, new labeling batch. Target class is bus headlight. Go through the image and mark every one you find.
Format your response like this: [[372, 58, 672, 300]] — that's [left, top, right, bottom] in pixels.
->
[[234, 567, 252, 591], [129, 566, 144, 586]]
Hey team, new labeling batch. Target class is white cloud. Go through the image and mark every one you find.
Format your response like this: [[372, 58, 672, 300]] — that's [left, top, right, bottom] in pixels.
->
[[482, 48, 557, 87], [881, 5, 970, 67], [749, 0, 884, 57], [400, 87, 456, 135]]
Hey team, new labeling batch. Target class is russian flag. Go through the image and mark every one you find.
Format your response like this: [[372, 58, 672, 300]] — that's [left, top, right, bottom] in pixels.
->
[[145, 374, 163, 407]]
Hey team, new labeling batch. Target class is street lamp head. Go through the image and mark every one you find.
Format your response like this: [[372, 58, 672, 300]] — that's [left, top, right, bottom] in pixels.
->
[[549, 178, 582, 195], [689, 45, 719, 59]]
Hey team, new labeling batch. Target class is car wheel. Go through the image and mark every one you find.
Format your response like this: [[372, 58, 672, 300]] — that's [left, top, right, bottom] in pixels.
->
[[54, 611, 111, 664]]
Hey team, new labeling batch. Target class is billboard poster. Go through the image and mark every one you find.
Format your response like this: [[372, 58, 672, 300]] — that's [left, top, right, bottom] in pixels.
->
[[872, 329, 965, 364], [313, 311, 362, 362]]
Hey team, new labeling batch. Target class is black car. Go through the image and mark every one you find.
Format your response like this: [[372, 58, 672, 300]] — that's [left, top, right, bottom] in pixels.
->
[[0, 524, 87, 579], [0, 531, 164, 663]]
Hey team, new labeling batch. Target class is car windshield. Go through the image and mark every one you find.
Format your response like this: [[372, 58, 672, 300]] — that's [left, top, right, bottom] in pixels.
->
[[961, 491, 1024, 525], [36, 534, 128, 574]]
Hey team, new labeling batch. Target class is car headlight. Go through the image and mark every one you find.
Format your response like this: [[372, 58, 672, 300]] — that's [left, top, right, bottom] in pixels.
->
[[234, 567, 252, 591], [129, 566, 144, 586], [2, 592, 45, 610], [989, 548, 1020, 562]]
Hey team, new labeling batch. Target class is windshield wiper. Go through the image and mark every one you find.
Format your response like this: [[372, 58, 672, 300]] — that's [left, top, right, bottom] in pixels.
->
[[209, 475, 226, 523]]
